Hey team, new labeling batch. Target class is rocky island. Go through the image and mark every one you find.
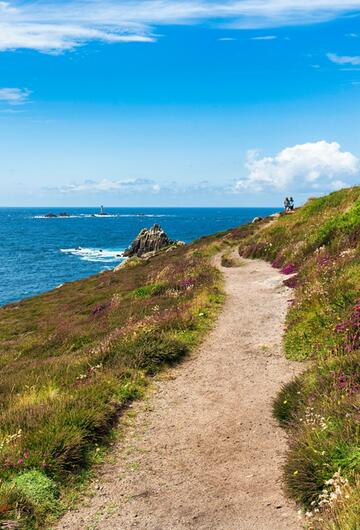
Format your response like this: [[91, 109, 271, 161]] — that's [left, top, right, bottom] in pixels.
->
[[45, 212, 70, 218], [124, 224, 184, 258]]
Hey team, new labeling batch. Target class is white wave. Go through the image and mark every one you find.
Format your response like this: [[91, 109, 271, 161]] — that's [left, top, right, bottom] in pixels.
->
[[117, 214, 175, 218], [91, 214, 118, 218], [60, 247, 124, 263]]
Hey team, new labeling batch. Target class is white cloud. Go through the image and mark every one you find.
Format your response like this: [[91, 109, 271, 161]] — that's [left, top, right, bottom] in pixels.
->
[[218, 37, 237, 41], [0, 87, 31, 104], [49, 177, 230, 197], [1, 1, 360, 53], [327, 53, 360, 65], [53, 178, 161, 194], [251, 35, 277, 40], [234, 141, 359, 192]]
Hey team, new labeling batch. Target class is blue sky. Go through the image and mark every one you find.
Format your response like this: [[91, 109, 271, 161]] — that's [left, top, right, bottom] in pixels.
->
[[1, 1, 360, 206]]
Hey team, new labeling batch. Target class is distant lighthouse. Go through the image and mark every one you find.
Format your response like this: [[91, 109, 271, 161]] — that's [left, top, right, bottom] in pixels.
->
[[99, 205, 108, 216]]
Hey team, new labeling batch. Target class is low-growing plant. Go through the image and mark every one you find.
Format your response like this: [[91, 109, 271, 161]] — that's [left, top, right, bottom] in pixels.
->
[[0, 470, 60, 524]]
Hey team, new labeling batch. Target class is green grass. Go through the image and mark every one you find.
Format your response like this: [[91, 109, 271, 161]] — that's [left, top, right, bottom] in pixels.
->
[[128, 282, 167, 299], [238, 186, 360, 528], [0, 471, 60, 525], [0, 237, 227, 529]]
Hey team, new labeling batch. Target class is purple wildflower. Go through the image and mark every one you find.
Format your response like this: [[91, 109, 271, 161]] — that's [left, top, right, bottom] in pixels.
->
[[178, 278, 196, 290], [281, 263, 297, 275], [333, 371, 359, 395], [335, 300, 360, 352]]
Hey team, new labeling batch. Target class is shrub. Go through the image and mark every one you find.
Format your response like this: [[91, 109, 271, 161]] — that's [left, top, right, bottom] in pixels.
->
[[119, 333, 189, 373]]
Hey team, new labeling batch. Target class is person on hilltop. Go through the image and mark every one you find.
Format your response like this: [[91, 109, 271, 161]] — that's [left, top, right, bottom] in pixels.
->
[[289, 197, 294, 211], [284, 197, 290, 212]]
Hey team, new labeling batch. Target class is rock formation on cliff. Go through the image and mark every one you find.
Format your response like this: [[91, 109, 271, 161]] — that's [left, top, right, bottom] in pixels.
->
[[124, 224, 183, 258]]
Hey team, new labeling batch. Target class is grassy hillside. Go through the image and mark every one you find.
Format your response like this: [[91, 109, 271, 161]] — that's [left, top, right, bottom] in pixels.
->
[[238, 187, 360, 529], [2, 190, 360, 529], [0, 236, 227, 528]]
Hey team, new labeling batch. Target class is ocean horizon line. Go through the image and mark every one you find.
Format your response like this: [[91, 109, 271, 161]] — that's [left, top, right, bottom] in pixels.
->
[[0, 205, 282, 209]]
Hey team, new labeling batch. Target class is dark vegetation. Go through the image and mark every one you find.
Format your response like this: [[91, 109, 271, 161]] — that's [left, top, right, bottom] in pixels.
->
[[0, 238, 225, 528], [238, 187, 360, 529]]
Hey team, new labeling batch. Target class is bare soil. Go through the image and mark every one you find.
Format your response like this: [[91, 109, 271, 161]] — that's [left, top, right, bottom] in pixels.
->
[[56, 256, 302, 530]]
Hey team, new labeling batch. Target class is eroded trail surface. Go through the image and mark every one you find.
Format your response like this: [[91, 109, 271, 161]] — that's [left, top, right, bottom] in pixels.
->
[[57, 258, 301, 530]]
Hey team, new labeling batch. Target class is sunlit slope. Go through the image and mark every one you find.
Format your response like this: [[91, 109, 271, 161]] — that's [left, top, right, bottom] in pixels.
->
[[239, 187, 360, 529]]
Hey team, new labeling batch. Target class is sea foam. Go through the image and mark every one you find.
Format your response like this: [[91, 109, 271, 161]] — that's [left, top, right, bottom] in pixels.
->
[[60, 247, 124, 263]]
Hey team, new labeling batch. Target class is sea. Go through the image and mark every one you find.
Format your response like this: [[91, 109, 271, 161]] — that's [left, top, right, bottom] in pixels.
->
[[0, 207, 280, 306]]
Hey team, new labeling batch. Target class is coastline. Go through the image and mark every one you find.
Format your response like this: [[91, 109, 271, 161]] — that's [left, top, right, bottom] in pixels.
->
[[2, 189, 360, 528], [0, 207, 280, 307]]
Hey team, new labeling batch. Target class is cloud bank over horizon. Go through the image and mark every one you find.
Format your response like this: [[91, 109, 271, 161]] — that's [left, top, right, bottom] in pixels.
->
[[50, 178, 161, 194], [1, 0, 360, 53], [44, 141, 359, 203]]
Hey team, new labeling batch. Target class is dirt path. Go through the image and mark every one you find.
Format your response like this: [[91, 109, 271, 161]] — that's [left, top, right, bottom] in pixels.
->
[[57, 257, 302, 530]]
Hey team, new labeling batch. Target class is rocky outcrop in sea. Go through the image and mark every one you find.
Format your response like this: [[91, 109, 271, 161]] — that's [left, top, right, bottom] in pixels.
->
[[124, 224, 184, 258]]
